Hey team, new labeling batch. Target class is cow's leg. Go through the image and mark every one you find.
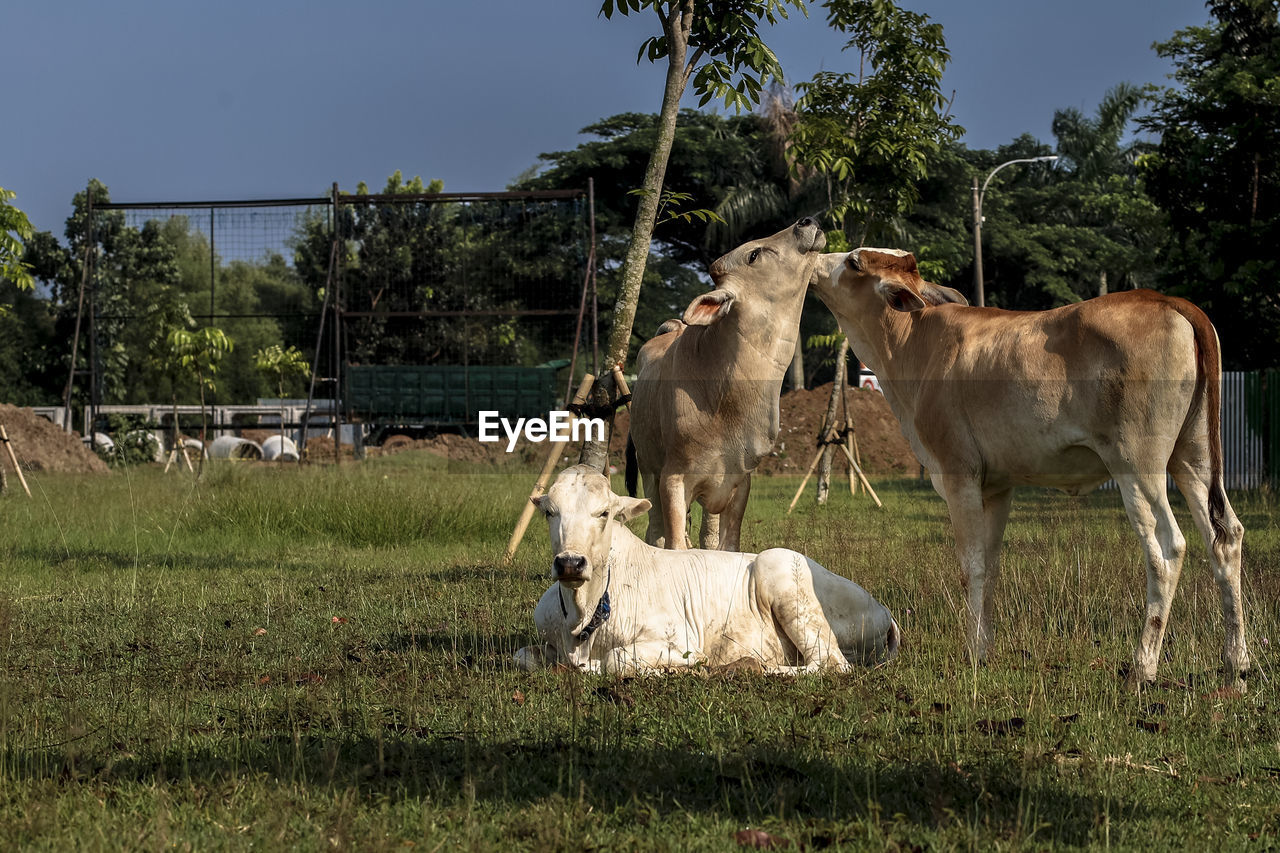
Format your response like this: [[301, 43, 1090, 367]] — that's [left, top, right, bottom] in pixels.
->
[[979, 488, 1014, 654], [699, 502, 721, 550], [1170, 463, 1249, 686], [660, 473, 690, 550], [514, 643, 560, 671], [716, 475, 752, 551], [602, 643, 700, 676], [1113, 471, 1187, 687], [757, 551, 851, 671], [642, 470, 667, 547], [942, 477, 998, 663]]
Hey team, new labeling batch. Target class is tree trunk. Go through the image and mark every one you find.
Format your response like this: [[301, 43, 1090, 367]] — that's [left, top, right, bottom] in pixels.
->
[[580, 1, 694, 473], [196, 369, 207, 478], [787, 339, 805, 392], [816, 339, 849, 505], [1098, 269, 1108, 297]]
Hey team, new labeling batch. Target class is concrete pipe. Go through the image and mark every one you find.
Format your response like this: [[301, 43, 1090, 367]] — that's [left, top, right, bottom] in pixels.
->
[[208, 436, 262, 461], [261, 434, 299, 462]]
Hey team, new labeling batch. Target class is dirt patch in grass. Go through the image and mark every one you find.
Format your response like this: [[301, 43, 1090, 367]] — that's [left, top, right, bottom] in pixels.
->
[[0, 404, 108, 475]]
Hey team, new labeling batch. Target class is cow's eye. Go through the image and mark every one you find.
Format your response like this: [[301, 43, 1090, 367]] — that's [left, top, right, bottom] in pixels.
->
[[596, 510, 609, 520], [748, 248, 761, 264]]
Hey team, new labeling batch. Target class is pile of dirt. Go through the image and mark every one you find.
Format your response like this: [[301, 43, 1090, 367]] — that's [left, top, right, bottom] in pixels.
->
[[0, 405, 109, 475], [761, 383, 921, 477], [378, 383, 920, 477], [377, 432, 544, 466]]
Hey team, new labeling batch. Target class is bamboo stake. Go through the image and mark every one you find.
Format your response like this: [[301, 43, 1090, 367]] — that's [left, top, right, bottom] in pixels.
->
[[847, 431, 858, 496], [787, 442, 827, 514], [611, 365, 632, 411], [502, 373, 596, 564], [837, 441, 882, 508], [0, 426, 31, 498]]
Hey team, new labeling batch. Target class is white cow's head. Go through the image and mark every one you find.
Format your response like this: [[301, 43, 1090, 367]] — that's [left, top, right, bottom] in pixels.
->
[[682, 218, 827, 327], [813, 248, 968, 322], [531, 465, 650, 589]]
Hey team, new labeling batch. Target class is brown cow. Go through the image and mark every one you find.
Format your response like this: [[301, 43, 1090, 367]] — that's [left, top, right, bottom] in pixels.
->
[[626, 218, 826, 551], [811, 248, 1249, 688]]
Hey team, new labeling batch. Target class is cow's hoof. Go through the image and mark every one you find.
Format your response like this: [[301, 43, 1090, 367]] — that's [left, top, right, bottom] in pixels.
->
[[1222, 672, 1249, 695], [1121, 665, 1155, 692]]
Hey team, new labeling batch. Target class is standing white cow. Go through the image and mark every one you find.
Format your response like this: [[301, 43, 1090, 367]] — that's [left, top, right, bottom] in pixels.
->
[[626, 218, 827, 551], [514, 465, 900, 675], [811, 248, 1249, 688]]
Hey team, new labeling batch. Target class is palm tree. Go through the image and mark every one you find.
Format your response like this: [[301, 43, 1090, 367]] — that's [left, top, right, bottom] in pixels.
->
[[1052, 83, 1147, 296], [1051, 83, 1144, 182]]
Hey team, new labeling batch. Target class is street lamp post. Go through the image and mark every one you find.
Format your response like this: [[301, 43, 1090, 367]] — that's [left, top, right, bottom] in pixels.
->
[[972, 155, 1059, 307]]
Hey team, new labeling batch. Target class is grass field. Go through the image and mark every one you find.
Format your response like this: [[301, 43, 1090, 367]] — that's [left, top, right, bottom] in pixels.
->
[[1, 452, 1278, 850]]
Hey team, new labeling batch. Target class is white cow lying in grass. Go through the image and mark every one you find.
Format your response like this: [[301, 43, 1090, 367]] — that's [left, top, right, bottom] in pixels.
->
[[514, 465, 900, 675]]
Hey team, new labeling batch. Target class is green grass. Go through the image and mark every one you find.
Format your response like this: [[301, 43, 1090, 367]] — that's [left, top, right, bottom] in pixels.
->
[[1, 454, 1279, 850]]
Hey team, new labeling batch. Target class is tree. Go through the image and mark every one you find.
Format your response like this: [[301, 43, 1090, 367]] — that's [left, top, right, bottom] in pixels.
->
[[788, 0, 962, 243], [1140, 0, 1280, 368], [1052, 83, 1144, 182], [586, 0, 805, 469], [0, 187, 35, 299], [254, 344, 309, 454], [164, 325, 233, 475], [525, 109, 795, 357]]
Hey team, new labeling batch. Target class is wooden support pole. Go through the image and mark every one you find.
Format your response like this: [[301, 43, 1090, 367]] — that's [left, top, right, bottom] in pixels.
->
[[787, 442, 827, 514], [837, 441, 882, 508], [502, 373, 596, 564], [0, 426, 32, 498]]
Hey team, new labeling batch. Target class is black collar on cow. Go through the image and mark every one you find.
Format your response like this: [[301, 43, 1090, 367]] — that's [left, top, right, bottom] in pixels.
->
[[559, 558, 612, 647]]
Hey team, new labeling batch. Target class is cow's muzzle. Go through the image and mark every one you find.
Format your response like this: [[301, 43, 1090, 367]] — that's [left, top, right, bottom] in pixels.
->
[[793, 217, 826, 253], [552, 553, 590, 588]]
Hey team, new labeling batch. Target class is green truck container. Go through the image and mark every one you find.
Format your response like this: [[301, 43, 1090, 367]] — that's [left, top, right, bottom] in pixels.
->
[[345, 361, 570, 433]]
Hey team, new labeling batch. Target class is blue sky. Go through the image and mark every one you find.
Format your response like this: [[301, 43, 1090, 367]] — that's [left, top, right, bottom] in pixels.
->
[[7, 0, 1212, 238]]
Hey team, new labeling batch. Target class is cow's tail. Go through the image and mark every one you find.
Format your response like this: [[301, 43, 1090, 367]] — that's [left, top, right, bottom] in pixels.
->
[[1174, 298, 1230, 544], [624, 433, 639, 497]]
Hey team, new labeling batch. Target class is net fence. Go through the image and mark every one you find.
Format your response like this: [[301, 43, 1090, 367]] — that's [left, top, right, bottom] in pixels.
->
[[86, 190, 593, 415]]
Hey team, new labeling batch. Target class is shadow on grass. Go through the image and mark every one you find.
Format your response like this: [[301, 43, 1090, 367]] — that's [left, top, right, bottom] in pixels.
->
[[5, 735, 1149, 846], [14, 545, 267, 573], [379, 629, 534, 669]]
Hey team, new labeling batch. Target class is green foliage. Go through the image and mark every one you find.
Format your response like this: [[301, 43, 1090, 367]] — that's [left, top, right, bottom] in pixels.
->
[[0, 187, 35, 298], [626, 188, 726, 227], [1052, 83, 1145, 181], [601, 0, 804, 113], [165, 326, 233, 395], [253, 344, 310, 399], [789, 0, 963, 238], [1139, 0, 1280, 368]]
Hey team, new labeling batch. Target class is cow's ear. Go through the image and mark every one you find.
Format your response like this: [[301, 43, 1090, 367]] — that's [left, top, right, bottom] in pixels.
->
[[683, 289, 734, 326], [610, 494, 651, 523], [920, 282, 969, 307], [810, 253, 845, 287], [875, 279, 928, 313]]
